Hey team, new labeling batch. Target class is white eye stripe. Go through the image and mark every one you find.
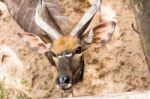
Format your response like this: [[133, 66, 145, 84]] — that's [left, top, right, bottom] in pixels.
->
[[65, 53, 73, 57], [58, 56, 63, 58], [58, 53, 73, 58]]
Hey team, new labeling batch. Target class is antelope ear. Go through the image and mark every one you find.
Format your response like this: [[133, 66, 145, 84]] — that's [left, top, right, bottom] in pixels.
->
[[83, 21, 116, 46], [18, 32, 50, 53]]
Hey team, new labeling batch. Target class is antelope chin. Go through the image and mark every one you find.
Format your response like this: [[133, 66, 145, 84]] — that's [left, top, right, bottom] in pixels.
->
[[57, 83, 73, 91]]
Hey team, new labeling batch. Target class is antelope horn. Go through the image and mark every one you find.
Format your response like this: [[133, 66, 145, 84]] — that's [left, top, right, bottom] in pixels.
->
[[70, 0, 101, 37], [35, 0, 62, 40]]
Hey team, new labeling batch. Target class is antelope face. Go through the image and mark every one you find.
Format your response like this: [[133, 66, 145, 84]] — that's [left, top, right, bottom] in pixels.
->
[[18, 0, 116, 91], [45, 36, 84, 90]]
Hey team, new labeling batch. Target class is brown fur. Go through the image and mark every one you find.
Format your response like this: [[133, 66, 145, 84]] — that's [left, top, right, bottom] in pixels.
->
[[3, 0, 73, 36], [52, 36, 79, 54]]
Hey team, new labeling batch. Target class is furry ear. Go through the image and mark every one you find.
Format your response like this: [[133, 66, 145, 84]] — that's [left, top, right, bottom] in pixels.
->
[[83, 21, 116, 45], [18, 32, 51, 53]]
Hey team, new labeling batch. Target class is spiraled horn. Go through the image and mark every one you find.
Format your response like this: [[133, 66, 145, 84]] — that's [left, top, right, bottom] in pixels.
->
[[35, 0, 62, 40], [70, 0, 101, 37]]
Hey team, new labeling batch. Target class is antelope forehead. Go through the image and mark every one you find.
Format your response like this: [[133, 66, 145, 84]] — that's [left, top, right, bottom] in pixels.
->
[[52, 36, 79, 54]]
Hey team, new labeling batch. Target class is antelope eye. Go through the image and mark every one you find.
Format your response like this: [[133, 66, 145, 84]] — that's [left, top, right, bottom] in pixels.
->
[[75, 47, 82, 54]]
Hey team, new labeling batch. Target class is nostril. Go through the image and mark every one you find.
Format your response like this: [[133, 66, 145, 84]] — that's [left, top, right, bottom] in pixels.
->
[[57, 75, 70, 84]]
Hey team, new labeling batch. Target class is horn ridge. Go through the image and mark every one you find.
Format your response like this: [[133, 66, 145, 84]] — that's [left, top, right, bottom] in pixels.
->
[[70, 0, 101, 37], [35, 0, 62, 40]]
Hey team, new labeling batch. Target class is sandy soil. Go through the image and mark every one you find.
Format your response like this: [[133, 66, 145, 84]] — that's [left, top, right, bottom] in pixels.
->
[[0, 0, 150, 98]]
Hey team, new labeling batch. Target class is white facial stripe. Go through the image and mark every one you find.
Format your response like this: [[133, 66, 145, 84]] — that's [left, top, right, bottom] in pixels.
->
[[58, 53, 73, 58], [65, 53, 73, 57], [58, 55, 63, 58]]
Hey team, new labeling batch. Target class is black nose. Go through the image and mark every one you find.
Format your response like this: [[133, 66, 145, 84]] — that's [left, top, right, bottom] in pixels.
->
[[57, 75, 71, 84]]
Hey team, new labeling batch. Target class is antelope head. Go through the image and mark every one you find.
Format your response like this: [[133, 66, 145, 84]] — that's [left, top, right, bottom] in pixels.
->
[[18, 0, 116, 90]]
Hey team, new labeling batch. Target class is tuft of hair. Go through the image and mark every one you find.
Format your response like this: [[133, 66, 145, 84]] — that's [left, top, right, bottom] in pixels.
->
[[88, 0, 116, 22], [101, 5, 116, 22]]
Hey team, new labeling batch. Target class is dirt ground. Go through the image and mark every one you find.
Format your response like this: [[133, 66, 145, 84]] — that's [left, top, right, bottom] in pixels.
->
[[0, 0, 150, 98]]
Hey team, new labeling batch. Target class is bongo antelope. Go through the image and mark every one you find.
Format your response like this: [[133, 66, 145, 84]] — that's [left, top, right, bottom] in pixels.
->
[[2, 0, 116, 90]]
